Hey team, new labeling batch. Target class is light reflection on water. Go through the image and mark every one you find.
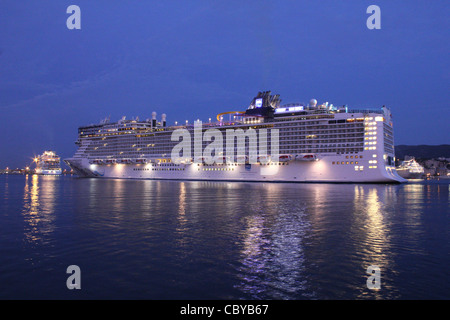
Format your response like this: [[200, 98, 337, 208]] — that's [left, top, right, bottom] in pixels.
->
[[22, 174, 58, 245], [351, 186, 393, 299], [0, 175, 448, 299]]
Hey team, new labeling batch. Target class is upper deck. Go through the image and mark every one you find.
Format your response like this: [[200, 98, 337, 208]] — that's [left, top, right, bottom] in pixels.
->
[[77, 91, 387, 139], [73, 91, 395, 160]]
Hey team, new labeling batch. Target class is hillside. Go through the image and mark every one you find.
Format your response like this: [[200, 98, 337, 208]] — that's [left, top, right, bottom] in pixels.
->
[[395, 145, 450, 160]]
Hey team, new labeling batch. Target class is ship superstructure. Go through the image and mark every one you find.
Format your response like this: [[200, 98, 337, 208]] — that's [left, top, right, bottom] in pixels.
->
[[35, 151, 62, 175], [65, 91, 406, 183], [396, 157, 424, 179]]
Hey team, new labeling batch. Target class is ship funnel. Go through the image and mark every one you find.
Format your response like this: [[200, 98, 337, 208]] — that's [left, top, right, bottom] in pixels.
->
[[152, 112, 157, 127], [162, 113, 166, 127]]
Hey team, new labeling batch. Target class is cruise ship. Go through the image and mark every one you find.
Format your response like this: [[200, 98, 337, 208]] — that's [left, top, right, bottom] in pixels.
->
[[64, 91, 406, 183], [35, 151, 62, 175], [396, 157, 425, 179]]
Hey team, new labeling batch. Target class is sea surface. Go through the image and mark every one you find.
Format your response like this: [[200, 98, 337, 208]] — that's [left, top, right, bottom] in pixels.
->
[[0, 174, 448, 300]]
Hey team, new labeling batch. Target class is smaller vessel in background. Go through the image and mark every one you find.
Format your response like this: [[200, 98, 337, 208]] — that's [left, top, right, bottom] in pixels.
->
[[396, 157, 424, 179], [34, 151, 62, 175]]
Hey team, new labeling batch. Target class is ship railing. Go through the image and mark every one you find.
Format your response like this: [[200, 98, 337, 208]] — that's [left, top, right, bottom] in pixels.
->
[[345, 109, 384, 114]]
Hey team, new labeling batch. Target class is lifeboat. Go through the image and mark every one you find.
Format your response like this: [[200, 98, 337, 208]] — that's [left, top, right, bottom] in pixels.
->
[[175, 158, 191, 164], [278, 154, 293, 162], [134, 158, 147, 164], [295, 154, 318, 161], [236, 155, 248, 163], [91, 159, 104, 165], [117, 159, 132, 164], [257, 155, 271, 163], [218, 156, 229, 163], [194, 157, 206, 163], [105, 159, 116, 164]]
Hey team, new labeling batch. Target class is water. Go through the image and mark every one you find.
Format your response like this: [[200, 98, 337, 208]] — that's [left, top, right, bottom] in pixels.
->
[[0, 174, 448, 300]]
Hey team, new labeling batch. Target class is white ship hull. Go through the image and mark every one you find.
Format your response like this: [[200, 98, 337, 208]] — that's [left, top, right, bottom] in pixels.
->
[[65, 157, 406, 183], [396, 169, 423, 179], [35, 169, 62, 175]]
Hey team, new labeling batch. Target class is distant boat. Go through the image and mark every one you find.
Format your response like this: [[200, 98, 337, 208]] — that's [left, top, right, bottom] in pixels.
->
[[34, 151, 62, 175], [396, 158, 424, 179]]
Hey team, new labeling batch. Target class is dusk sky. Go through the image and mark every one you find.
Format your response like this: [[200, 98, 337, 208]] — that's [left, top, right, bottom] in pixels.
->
[[0, 1, 448, 168]]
